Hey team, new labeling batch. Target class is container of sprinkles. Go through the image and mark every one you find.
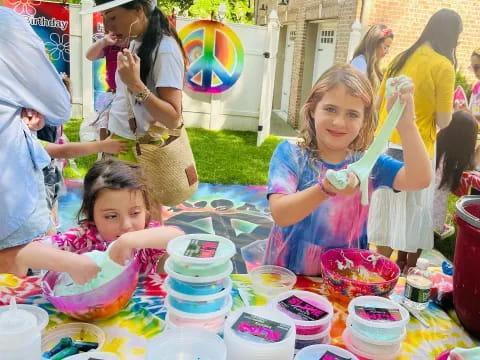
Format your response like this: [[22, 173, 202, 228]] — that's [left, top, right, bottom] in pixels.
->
[[271, 290, 333, 335]]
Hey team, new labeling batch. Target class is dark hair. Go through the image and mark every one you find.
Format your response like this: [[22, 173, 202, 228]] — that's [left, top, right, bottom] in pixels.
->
[[436, 111, 477, 192], [388, 9, 462, 77], [352, 24, 393, 91], [97, 0, 187, 84], [78, 159, 152, 223]]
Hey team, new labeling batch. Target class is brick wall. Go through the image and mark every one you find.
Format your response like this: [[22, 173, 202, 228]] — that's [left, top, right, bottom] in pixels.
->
[[366, 0, 480, 83]]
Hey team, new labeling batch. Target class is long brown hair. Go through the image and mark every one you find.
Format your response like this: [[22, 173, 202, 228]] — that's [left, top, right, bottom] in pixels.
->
[[352, 24, 393, 91], [98, 0, 188, 83], [78, 159, 152, 224], [436, 111, 477, 192], [299, 64, 375, 157], [387, 9, 462, 77]]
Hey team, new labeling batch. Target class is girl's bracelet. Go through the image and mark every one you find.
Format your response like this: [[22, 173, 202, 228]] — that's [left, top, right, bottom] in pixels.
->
[[318, 178, 336, 197]]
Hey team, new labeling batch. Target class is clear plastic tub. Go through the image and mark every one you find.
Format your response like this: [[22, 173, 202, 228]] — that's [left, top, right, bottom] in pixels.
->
[[164, 278, 232, 314], [271, 290, 333, 335], [342, 328, 402, 360], [224, 305, 296, 360], [164, 258, 233, 295], [146, 327, 227, 360], [0, 304, 49, 333], [294, 344, 359, 360], [347, 296, 409, 341], [165, 295, 232, 332], [241, 239, 267, 273], [295, 325, 331, 351], [165, 314, 224, 335], [250, 265, 297, 298], [167, 234, 236, 265], [42, 323, 105, 353]]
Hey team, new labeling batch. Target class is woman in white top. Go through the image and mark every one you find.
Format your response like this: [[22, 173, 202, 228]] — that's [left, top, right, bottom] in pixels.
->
[[350, 24, 394, 93], [82, 0, 187, 219]]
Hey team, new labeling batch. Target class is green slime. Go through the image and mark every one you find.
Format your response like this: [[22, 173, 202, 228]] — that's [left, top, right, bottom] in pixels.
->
[[54, 248, 126, 296], [326, 75, 411, 205]]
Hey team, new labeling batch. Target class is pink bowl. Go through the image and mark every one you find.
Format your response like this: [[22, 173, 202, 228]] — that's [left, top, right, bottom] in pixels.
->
[[41, 249, 140, 321], [320, 248, 400, 298]]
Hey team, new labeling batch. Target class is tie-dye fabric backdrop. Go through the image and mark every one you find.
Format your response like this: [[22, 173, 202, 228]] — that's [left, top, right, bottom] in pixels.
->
[[92, 13, 109, 110], [5, 0, 70, 75]]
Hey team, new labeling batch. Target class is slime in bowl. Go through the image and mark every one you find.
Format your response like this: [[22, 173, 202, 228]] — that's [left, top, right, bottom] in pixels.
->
[[320, 248, 400, 298], [41, 248, 140, 321]]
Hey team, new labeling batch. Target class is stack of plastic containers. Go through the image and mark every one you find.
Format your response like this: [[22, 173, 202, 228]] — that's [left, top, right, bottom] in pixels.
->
[[164, 234, 236, 334], [270, 290, 334, 352], [224, 305, 296, 360], [343, 296, 410, 360]]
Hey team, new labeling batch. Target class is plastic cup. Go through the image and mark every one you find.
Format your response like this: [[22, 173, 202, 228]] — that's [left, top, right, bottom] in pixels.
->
[[146, 327, 227, 360], [347, 296, 409, 341], [241, 239, 268, 273], [271, 290, 333, 335], [250, 265, 297, 298], [294, 344, 359, 360], [64, 352, 119, 360]]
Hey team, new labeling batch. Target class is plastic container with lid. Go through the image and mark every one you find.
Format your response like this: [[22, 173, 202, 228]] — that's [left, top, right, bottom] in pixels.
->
[[224, 305, 296, 360], [42, 323, 106, 354], [342, 328, 402, 360], [294, 344, 359, 360], [271, 290, 333, 335], [347, 296, 409, 341], [164, 279, 232, 314], [250, 265, 297, 298], [165, 295, 232, 332], [167, 234, 236, 266], [164, 258, 233, 295], [294, 325, 331, 351], [0, 297, 47, 360], [146, 327, 227, 360], [170, 258, 232, 277], [403, 257, 433, 311]]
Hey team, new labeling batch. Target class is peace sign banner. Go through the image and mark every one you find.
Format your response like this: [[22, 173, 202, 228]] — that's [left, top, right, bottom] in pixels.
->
[[179, 20, 245, 94]]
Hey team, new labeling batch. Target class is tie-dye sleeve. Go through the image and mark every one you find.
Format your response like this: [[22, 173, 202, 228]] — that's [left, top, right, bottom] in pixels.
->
[[267, 141, 300, 197]]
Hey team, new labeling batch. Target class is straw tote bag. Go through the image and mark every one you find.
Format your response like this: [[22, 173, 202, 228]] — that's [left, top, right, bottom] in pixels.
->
[[126, 95, 198, 206]]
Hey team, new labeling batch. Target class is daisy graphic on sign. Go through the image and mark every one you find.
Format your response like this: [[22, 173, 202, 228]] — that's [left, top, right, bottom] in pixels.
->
[[45, 33, 70, 62], [7, 0, 41, 16]]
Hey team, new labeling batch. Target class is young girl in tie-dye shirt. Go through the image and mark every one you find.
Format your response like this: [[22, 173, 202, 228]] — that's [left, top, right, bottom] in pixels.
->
[[264, 64, 432, 276]]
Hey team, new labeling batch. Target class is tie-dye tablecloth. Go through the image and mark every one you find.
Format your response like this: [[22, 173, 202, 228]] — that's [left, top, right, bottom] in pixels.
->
[[0, 272, 476, 360]]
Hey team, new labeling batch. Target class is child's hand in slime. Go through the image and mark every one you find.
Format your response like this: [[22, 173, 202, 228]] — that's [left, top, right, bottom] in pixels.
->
[[108, 235, 135, 266], [387, 77, 415, 132], [321, 172, 359, 196], [67, 254, 100, 284]]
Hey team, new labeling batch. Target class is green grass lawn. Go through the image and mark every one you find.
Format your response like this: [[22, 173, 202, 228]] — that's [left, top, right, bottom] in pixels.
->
[[63, 118, 282, 184]]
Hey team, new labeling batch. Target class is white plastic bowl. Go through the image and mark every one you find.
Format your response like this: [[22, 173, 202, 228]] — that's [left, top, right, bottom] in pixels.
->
[[294, 344, 359, 360]]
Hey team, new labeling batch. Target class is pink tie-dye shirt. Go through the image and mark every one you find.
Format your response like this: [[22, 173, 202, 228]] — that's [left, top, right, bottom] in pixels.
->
[[35, 221, 167, 274]]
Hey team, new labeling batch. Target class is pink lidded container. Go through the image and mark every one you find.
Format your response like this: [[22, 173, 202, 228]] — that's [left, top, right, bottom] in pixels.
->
[[270, 290, 333, 336]]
